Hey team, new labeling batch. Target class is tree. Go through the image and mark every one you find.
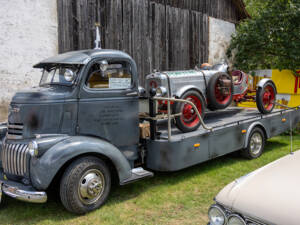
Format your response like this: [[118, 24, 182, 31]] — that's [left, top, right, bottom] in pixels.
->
[[227, 0, 300, 74], [243, 0, 268, 17]]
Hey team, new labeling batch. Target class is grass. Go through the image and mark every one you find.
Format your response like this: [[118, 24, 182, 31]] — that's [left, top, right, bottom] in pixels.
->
[[0, 134, 300, 225]]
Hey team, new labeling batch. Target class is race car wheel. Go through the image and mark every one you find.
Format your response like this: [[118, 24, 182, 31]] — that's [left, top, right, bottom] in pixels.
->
[[174, 90, 205, 133], [207, 72, 233, 110], [256, 81, 276, 114]]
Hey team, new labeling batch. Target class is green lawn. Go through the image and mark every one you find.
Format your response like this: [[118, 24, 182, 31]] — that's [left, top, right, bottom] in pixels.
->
[[0, 135, 299, 225]]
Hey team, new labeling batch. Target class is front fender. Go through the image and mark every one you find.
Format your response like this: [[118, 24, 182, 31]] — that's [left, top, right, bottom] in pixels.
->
[[0, 123, 7, 167], [257, 78, 277, 93], [30, 136, 132, 190], [0, 123, 7, 140], [175, 85, 207, 103]]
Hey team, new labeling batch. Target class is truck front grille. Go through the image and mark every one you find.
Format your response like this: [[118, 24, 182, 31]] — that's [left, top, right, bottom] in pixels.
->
[[7, 123, 24, 140], [2, 143, 29, 176]]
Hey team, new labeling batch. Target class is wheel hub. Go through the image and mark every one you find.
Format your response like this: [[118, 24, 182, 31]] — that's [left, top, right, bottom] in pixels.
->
[[79, 169, 105, 205], [183, 104, 196, 120], [250, 133, 263, 155], [215, 76, 232, 104], [262, 85, 275, 110]]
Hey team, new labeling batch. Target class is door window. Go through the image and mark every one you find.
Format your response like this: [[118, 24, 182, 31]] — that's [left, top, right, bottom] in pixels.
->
[[86, 61, 132, 89]]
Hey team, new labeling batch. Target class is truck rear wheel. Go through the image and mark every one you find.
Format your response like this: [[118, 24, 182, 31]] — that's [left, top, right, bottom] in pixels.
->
[[60, 156, 111, 214], [256, 81, 276, 114], [207, 72, 233, 110], [242, 127, 265, 159], [174, 90, 205, 133]]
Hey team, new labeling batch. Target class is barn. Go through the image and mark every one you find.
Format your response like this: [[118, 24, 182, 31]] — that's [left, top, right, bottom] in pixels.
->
[[0, 0, 248, 119], [58, 0, 249, 84]]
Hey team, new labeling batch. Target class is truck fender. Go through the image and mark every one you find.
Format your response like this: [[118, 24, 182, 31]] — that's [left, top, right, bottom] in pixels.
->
[[0, 123, 7, 164], [30, 136, 132, 190], [256, 78, 277, 93], [175, 85, 207, 103], [243, 122, 270, 149]]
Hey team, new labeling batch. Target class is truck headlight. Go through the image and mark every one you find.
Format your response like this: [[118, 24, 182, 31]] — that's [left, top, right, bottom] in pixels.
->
[[228, 214, 246, 225], [208, 205, 226, 225], [156, 86, 167, 97], [28, 141, 38, 157]]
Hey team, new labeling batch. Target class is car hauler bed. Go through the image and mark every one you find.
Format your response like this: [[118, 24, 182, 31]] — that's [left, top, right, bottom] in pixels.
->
[[145, 107, 300, 171]]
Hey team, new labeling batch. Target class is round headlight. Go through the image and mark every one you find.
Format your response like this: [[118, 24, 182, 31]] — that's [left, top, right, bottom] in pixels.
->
[[228, 214, 246, 225], [64, 69, 75, 82], [156, 86, 167, 97], [28, 141, 38, 157], [208, 205, 226, 225]]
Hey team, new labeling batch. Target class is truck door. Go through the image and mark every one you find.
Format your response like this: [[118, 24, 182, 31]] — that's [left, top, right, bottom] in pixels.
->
[[77, 57, 139, 155]]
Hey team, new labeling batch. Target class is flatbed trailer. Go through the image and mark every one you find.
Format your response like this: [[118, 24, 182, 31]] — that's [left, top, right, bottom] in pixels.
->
[[145, 107, 300, 171]]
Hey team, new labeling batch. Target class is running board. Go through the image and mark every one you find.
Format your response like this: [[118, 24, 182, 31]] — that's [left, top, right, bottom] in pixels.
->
[[120, 167, 154, 185]]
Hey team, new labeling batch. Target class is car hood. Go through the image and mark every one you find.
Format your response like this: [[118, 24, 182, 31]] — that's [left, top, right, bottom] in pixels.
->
[[11, 86, 74, 104], [216, 150, 300, 225]]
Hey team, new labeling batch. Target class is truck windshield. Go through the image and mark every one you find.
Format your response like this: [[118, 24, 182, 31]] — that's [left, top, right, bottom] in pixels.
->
[[40, 66, 79, 86]]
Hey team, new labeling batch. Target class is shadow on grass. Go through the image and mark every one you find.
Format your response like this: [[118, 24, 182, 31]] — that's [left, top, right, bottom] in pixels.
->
[[0, 138, 294, 224]]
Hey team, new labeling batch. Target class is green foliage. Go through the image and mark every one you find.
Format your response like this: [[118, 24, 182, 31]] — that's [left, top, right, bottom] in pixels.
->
[[227, 0, 300, 74], [243, 0, 268, 17]]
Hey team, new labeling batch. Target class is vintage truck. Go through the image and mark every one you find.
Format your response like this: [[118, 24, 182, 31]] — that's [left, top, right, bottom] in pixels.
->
[[0, 48, 299, 214]]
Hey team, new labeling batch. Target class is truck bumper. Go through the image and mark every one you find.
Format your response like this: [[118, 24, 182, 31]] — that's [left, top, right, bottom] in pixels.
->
[[0, 171, 47, 204]]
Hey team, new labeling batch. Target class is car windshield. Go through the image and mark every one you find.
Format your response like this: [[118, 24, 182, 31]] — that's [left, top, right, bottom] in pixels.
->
[[39, 65, 80, 86]]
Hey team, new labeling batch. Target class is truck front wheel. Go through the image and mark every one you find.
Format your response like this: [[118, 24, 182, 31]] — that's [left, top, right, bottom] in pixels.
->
[[60, 156, 111, 214]]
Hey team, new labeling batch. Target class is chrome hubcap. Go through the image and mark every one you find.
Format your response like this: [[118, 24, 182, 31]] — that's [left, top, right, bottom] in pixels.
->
[[78, 169, 105, 205], [250, 133, 263, 155]]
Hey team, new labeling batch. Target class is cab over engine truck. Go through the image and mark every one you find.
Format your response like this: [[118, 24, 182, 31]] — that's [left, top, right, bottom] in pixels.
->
[[0, 49, 299, 214]]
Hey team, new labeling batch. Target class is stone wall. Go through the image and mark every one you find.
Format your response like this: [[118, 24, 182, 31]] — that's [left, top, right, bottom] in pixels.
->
[[208, 17, 236, 65], [0, 0, 58, 121]]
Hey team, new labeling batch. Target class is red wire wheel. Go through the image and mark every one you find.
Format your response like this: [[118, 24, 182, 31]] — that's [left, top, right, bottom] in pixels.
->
[[256, 81, 276, 114], [174, 90, 205, 133], [207, 72, 233, 110]]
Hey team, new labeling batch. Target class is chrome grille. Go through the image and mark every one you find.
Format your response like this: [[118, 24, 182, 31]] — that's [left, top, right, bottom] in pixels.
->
[[2, 143, 29, 176], [7, 123, 24, 140]]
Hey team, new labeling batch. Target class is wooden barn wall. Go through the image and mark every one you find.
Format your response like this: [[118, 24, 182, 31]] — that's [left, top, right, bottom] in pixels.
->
[[58, 0, 213, 85], [151, 0, 242, 22]]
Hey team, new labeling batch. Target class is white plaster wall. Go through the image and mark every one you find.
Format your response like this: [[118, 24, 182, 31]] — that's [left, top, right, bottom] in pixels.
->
[[0, 0, 58, 119], [209, 17, 236, 65]]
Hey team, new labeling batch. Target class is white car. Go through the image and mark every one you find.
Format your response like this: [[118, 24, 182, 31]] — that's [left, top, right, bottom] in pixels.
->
[[208, 150, 300, 225]]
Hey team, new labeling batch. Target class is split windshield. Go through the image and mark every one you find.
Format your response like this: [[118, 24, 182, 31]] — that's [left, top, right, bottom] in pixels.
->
[[39, 65, 80, 86]]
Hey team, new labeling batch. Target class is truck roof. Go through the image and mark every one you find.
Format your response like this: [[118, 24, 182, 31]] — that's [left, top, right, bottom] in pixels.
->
[[33, 49, 133, 68]]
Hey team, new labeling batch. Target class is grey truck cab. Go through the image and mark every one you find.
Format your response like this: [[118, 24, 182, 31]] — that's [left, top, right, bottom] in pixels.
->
[[0, 49, 153, 214]]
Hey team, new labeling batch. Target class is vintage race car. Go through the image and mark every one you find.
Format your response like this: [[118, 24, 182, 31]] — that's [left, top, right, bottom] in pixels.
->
[[146, 63, 277, 132]]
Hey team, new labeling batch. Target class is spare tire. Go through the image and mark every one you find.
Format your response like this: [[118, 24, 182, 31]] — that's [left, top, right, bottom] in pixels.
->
[[207, 72, 233, 110]]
